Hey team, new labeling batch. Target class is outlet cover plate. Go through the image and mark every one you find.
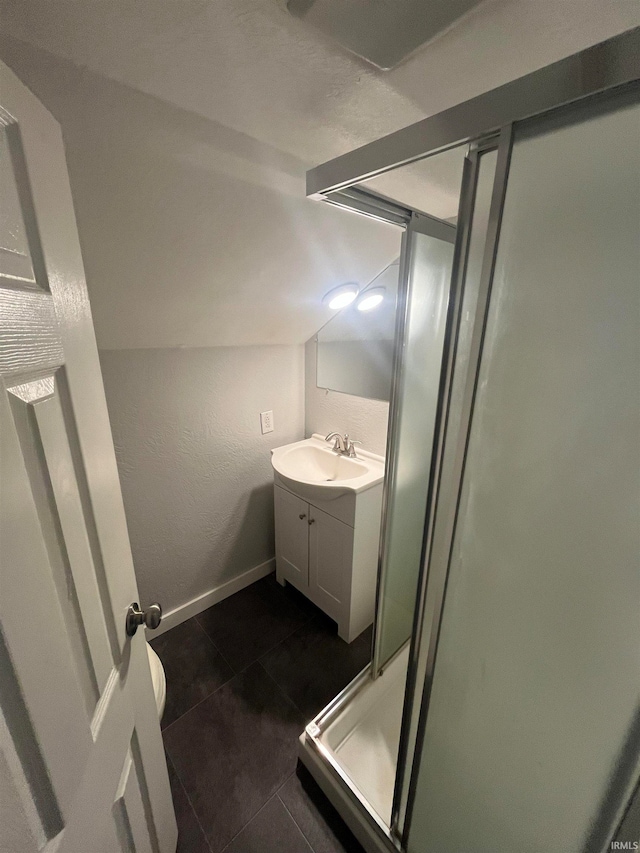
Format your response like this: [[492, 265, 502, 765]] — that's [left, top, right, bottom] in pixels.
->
[[260, 411, 274, 434]]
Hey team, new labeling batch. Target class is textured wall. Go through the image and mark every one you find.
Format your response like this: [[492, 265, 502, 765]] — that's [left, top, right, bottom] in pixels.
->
[[305, 338, 389, 457], [0, 37, 400, 350], [99, 346, 304, 613]]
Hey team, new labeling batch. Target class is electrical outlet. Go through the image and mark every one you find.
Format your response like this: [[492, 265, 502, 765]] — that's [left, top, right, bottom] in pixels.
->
[[260, 410, 274, 434]]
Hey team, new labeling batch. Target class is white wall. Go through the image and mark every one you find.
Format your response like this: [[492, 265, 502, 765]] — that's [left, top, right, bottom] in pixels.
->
[[99, 346, 304, 613], [0, 36, 400, 350], [7, 9, 631, 622], [0, 38, 397, 621], [305, 338, 389, 457]]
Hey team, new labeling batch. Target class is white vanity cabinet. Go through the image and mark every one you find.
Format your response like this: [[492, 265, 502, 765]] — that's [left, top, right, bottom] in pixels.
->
[[274, 487, 311, 591], [274, 481, 383, 643]]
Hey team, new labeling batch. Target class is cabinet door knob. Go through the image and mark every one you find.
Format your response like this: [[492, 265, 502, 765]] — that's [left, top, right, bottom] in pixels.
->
[[308, 518, 315, 525], [299, 513, 306, 520]]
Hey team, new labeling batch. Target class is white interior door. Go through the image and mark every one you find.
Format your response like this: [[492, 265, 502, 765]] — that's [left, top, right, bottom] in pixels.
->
[[0, 60, 177, 853]]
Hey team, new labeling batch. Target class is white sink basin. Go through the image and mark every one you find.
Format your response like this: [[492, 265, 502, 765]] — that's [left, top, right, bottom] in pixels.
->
[[271, 435, 384, 502], [277, 445, 368, 483]]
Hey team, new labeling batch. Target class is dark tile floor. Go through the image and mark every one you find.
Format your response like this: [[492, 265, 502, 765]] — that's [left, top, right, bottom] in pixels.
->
[[152, 574, 371, 853]]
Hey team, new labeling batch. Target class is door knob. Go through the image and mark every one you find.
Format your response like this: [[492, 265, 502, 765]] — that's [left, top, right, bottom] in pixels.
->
[[308, 518, 315, 525], [299, 513, 306, 520], [126, 602, 162, 637]]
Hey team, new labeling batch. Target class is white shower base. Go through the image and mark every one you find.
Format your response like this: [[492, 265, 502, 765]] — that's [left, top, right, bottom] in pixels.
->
[[300, 641, 409, 853], [321, 644, 409, 824]]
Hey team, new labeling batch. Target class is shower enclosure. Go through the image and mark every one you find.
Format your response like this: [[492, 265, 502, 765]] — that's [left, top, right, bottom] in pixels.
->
[[299, 30, 640, 853]]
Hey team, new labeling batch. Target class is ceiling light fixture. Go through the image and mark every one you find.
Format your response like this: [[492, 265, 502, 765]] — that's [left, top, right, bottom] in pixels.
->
[[322, 282, 359, 310], [357, 287, 386, 312]]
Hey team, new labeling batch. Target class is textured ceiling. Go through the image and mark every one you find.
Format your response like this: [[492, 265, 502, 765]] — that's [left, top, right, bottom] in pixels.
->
[[3, 0, 637, 189], [1, 0, 637, 348], [282, 0, 484, 70]]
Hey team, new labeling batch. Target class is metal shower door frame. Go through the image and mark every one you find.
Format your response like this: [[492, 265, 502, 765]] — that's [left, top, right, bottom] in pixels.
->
[[314, 185, 458, 681], [371, 209, 456, 679], [396, 120, 514, 844], [388, 131, 502, 838], [398, 85, 640, 850], [305, 29, 640, 851]]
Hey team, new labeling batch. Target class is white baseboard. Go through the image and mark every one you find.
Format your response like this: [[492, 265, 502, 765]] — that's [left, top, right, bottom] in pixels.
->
[[147, 558, 275, 639]]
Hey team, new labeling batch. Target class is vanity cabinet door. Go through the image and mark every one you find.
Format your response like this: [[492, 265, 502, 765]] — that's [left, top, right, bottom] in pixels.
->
[[308, 505, 354, 627], [274, 486, 309, 590]]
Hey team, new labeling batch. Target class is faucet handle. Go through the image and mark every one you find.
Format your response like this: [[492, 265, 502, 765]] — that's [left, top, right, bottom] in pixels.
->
[[345, 437, 362, 457]]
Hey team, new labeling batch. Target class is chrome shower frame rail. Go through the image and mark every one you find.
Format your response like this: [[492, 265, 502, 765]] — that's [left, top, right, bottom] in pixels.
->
[[315, 185, 457, 683], [397, 121, 514, 843], [371, 209, 456, 680], [307, 28, 640, 199], [300, 662, 401, 852], [388, 133, 495, 835]]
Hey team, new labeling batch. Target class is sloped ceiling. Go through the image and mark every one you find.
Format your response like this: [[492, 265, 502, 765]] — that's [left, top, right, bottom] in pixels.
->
[[281, 0, 485, 70], [4, 0, 638, 169], [1, 0, 637, 348]]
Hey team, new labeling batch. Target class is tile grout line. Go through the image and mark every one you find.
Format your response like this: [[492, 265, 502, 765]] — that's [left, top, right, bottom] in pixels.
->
[[165, 751, 214, 853], [231, 616, 314, 677], [162, 611, 372, 733], [152, 613, 237, 725], [161, 669, 233, 735], [217, 791, 307, 853], [262, 668, 309, 722], [162, 590, 370, 852], [276, 791, 316, 853], [159, 615, 236, 735], [256, 660, 310, 723], [162, 618, 311, 735], [216, 802, 266, 853], [193, 578, 316, 678], [161, 648, 308, 740], [256, 603, 344, 668], [193, 613, 238, 675], [164, 663, 299, 853], [256, 622, 374, 723]]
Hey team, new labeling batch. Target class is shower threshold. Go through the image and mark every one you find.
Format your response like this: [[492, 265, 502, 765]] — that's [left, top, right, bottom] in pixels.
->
[[299, 644, 409, 853]]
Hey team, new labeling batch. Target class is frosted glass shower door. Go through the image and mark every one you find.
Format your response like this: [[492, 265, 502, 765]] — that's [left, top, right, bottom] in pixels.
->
[[407, 94, 640, 852], [375, 214, 455, 670]]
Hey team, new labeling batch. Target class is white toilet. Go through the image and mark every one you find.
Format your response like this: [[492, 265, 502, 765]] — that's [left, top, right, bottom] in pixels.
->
[[146, 643, 166, 719]]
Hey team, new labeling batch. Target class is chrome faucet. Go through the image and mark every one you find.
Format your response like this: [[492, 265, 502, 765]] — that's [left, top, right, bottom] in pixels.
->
[[325, 432, 346, 453], [324, 432, 361, 458]]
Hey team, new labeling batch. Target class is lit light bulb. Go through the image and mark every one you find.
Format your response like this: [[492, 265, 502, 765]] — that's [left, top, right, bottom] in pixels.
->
[[322, 282, 359, 310], [356, 287, 385, 311]]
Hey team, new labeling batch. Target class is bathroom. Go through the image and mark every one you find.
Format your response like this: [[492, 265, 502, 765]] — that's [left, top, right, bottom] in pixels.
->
[[1, 5, 639, 853]]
